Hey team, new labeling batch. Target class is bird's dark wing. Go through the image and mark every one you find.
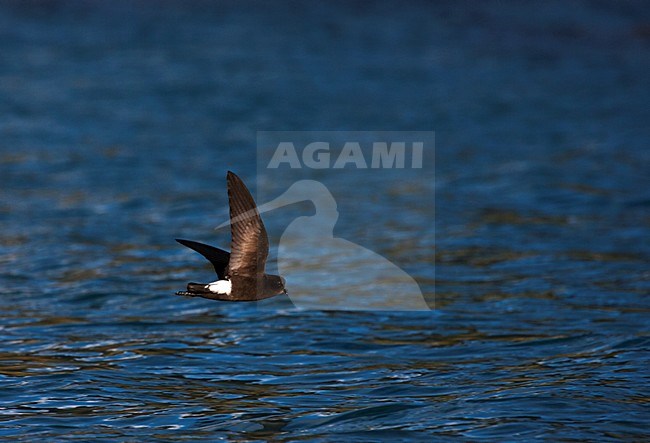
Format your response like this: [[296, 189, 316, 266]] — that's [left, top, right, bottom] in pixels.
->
[[226, 171, 269, 277], [176, 239, 230, 280]]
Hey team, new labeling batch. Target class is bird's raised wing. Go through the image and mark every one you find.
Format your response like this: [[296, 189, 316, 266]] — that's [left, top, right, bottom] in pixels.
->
[[176, 239, 230, 280], [226, 171, 269, 278]]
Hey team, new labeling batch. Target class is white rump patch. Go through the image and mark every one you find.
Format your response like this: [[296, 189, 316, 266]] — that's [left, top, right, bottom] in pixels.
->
[[206, 279, 231, 295]]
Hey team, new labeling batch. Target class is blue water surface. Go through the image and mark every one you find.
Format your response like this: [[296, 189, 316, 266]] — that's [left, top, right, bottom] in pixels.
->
[[1, 1, 649, 441]]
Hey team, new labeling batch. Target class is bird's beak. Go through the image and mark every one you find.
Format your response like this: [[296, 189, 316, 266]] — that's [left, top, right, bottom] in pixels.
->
[[283, 288, 288, 295]]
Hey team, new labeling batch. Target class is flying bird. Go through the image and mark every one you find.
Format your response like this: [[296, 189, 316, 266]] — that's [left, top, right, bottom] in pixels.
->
[[175, 171, 287, 301]]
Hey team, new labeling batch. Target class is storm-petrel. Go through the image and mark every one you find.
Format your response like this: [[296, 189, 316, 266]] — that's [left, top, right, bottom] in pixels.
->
[[175, 171, 287, 301]]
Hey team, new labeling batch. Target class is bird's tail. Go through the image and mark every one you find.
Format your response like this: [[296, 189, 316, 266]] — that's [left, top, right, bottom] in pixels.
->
[[175, 282, 208, 297], [187, 282, 208, 293]]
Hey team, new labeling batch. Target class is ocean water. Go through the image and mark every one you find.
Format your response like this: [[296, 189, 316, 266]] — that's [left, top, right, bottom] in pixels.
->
[[1, 1, 649, 441]]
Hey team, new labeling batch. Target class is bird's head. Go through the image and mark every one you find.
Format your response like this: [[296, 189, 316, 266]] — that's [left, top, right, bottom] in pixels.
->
[[266, 274, 287, 296]]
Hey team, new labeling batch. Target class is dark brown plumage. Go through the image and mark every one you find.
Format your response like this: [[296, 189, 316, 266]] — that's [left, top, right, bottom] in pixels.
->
[[175, 171, 286, 301]]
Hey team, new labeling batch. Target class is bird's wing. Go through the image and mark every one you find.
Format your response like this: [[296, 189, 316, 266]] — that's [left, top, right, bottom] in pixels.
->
[[176, 239, 230, 280], [226, 171, 269, 278]]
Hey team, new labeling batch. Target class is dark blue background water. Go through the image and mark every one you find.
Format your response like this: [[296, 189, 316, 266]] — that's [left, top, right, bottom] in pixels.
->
[[1, 1, 649, 441]]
